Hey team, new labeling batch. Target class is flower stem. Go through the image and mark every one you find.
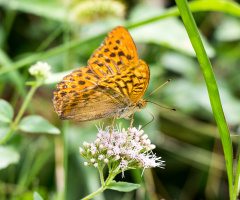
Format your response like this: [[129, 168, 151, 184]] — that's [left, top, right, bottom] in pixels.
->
[[0, 83, 38, 145], [81, 186, 105, 200], [98, 167, 105, 186], [14, 84, 38, 125], [81, 166, 120, 200]]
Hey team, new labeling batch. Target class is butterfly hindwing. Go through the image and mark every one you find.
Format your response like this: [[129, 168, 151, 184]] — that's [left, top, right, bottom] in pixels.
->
[[54, 83, 130, 121]]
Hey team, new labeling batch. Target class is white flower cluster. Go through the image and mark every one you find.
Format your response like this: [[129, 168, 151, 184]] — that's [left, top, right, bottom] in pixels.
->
[[79, 125, 164, 177], [29, 61, 51, 79]]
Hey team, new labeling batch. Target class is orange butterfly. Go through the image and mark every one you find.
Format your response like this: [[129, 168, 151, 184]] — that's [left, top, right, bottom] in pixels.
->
[[53, 26, 150, 122]]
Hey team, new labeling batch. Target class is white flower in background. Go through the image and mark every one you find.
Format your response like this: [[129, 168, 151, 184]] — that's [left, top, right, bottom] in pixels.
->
[[29, 61, 51, 79], [79, 124, 165, 177]]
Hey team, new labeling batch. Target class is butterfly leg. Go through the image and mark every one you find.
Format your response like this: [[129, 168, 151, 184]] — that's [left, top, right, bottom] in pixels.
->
[[109, 114, 116, 142], [124, 114, 134, 128], [129, 114, 134, 128], [111, 115, 116, 133], [124, 114, 134, 148]]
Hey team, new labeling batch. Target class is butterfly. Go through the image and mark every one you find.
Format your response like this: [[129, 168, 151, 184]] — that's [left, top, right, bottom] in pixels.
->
[[53, 26, 150, 122]]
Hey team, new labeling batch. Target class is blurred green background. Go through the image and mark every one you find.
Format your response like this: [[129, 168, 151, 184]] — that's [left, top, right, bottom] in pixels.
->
[[0, 0, 240, 199]]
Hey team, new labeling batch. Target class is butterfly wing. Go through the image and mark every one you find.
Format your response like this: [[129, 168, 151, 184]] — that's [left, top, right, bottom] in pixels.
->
[[55, 85, 130, 121], [53, 66, 130, 121], [98, 59, 150, 103], [129, 59, 150, 103], [53, 26, 150, 121], [53, 63, 149, 121], [88, 26, 139, 78]]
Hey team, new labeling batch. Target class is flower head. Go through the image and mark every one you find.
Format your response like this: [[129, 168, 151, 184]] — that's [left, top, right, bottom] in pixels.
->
[[29, 61, 51, 79], [80, 124, 164, 177]]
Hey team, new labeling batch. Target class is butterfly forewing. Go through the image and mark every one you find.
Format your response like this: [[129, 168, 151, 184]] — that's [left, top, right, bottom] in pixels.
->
[[88, 26, 139, 78]]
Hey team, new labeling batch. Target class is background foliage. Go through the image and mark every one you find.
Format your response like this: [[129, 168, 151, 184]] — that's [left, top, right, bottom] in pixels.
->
[[0, 0, 240, 199]]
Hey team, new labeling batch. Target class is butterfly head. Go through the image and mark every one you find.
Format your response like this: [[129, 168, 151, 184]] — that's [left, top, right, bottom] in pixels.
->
[[136, 99, 147, 110]]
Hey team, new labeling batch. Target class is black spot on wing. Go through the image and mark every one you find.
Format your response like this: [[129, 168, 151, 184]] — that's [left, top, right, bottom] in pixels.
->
[[78, 81, 85, 85]]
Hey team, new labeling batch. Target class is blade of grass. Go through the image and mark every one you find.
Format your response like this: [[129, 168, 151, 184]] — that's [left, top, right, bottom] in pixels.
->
[[0, 49, 28, 99], [0, 0, 239, 76], [233, 154, 240, 199], [175, 0, 233, 199], [36, 25, 63, 52]]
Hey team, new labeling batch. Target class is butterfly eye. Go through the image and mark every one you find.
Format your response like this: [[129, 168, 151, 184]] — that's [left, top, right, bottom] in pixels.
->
[[137, 101, 145, 109]]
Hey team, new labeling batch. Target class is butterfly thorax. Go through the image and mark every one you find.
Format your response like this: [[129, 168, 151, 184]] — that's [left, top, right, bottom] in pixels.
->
[[116, 99, 147, 119]]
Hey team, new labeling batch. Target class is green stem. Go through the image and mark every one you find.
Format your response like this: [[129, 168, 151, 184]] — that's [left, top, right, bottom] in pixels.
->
[[98, 167, 105, 186], [62, 121, 69, 200], [14, 84, 38, 125], [104, 171, 119, 186], [81, 166, 120, 200], [81, 186, 105, 200], [0, 83, 38, 145], [175, 0, 233, 199]]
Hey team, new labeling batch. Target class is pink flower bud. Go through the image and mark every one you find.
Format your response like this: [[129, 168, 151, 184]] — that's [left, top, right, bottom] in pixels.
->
[[107, 150, 113, 157], [141, 134, 148, 140], [98, 155, 104, 160], [113, 155, 120, 161], [79, 147, 85, 156], [99, 144, 104, 151], [83, 142, 90, 148]]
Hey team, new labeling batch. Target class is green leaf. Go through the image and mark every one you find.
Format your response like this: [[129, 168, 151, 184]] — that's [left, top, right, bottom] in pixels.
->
[[0, 0, 66, 21], [214, 16, 240, 41], [19, 115, 60, 134], [161, 52, 198, 79], [45, 69, 75, 85], [33, 192, 44, 200], [0, 146, 20, 169], [0, 99, 14, 123], [0, 123, 11, 141], [107, 181, 141, 192]]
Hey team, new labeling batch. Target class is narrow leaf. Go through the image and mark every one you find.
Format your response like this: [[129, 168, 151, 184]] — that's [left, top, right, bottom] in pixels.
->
[[0, 0, 65, 21], [175, 0, 233, 199]]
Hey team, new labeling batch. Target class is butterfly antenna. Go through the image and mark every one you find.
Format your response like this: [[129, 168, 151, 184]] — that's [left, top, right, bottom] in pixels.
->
[[144, 79, 171, 100], [142, 109, 154, 129], [147, 101, 177, 111]]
